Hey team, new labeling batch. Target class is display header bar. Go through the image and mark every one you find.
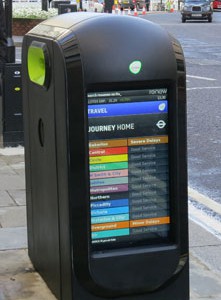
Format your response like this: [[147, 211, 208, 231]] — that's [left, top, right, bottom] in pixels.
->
[[88, 101, 168, 118]]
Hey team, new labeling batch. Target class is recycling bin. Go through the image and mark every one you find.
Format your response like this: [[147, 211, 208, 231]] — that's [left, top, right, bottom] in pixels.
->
[[2, 63, 23, 147], [22, 13, 189, 300]]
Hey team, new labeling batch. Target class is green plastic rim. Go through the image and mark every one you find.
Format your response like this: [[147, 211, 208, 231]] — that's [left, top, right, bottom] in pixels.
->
[[27, 43, 47, 86]]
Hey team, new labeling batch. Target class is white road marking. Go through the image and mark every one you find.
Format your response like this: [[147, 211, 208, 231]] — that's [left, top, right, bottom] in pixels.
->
[[187, 75, 216, 81], [187, 86, 221, 91], [189, 187, 221, 215], [189, 203, 221, 240]]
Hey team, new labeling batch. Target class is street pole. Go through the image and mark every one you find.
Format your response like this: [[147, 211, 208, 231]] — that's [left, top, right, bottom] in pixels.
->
[[0, 0, 6, 145], [0, 0, 7, 71], [42, 0, 48, 11], [104, 0, 114, 12]]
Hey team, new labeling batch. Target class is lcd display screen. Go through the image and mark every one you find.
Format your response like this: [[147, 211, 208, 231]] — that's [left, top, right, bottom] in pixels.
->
[[87, 88, 170, 251]]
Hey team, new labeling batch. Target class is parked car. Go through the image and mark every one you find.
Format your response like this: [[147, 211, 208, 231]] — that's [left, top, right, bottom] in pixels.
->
[[119, 0, 145, 10], [181, 0, 213, 22]]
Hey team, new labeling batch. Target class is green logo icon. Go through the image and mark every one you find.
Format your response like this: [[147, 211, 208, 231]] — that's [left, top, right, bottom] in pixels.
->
[[129, 60, 142, 75]]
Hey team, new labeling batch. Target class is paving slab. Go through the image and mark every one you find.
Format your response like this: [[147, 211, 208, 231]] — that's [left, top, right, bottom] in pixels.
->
[[189, 220, 221, 275], [7, 189, 26, 206], [0, 249, 56, 300], [0, 191, 16, 207], [0, 206, 26, 228], [190, 254, 221, 299], [0, 227, 27, 250], [0, 174, 25, 190]]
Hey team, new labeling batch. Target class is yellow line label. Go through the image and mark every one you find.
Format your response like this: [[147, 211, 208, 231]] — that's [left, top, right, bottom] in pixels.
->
[[90, 154, 128, 164]]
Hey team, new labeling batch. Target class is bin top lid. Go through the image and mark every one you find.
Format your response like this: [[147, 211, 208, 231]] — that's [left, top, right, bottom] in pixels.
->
[[28, 13, 108, 39]]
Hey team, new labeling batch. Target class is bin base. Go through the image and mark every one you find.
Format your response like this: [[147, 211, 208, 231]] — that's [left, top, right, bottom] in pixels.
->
[[3, 131, 24, 147]]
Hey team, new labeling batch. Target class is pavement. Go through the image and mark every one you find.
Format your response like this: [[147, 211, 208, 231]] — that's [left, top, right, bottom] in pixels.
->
[[0, 149, 221, 300]]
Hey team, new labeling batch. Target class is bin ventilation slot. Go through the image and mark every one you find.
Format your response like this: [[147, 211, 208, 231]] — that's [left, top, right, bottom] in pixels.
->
[[38, 118, 45, 147]]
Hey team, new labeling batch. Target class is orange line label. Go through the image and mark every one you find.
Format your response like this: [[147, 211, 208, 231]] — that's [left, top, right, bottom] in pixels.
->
[[91, 221, 129, 232], [89, 139, 128, 148], [130, 216, 170, 228], [128, 136, 168, 146]]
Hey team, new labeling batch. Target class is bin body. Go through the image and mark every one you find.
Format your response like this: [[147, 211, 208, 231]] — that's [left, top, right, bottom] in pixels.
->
[[22, 13, 188, 300], [2, 63, 23, 147]]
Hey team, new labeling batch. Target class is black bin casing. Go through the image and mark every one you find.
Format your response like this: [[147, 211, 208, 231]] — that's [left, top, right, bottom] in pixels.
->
[[2, 63, 23, 147], [22, 13, 189, 300]]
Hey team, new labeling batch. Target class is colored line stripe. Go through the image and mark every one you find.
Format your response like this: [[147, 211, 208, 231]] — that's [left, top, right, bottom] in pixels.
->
[[90, 162, 128, 172], [92, 228, 130, 239], [91, 214, 129, 224], [91, 221, 129, 232], [91, 184, 128, 194], [91, 206, 129, 217], [90, 176, 128, 187], [91, 199, 129, 209], [89, 147, 128, 157], [90, 154, 128, 164], [89, 139, 128, 148], [90, 169, 128, 179], [128, 136, 168, 146], [130, 216, 170, 228]]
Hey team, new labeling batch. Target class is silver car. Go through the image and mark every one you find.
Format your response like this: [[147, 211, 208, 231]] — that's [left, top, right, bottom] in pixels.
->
[[181, 0, 213, 22]]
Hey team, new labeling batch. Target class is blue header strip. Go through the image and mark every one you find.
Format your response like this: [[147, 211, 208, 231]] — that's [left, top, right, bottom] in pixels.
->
[[88, 101, 168, 118]]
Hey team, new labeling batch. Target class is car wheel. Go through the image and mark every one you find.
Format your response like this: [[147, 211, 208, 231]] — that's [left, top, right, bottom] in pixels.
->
[[208, 16, 212, 22], [182, 17, 186, 23]]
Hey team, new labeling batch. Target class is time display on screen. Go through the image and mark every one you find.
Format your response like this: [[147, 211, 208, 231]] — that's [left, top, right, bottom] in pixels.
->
[[87, 88, 170, 251]]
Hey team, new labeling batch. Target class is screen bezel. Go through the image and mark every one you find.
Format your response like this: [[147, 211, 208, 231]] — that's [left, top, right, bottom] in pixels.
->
[[86, 80, 178, 254]]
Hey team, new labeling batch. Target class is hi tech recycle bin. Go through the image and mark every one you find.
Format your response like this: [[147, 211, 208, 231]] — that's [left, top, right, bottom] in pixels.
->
[[22, 13, 189, 300]]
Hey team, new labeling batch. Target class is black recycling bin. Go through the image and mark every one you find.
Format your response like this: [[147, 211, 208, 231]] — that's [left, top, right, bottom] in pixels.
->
[[2, 63, 23, 147], [22, 13, 189, 300]]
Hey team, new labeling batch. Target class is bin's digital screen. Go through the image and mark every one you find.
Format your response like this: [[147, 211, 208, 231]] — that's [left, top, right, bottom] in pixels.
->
[[87, 88, 170, 251]]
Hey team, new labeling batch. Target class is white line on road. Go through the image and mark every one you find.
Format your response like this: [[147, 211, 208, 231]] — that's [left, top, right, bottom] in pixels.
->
[[189, 204, 221, 240], [187, 75, 216, 81], [189, 187, 221, 215], [187, 86, 221, 91]]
